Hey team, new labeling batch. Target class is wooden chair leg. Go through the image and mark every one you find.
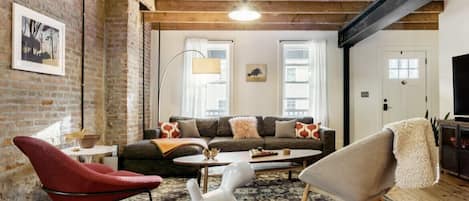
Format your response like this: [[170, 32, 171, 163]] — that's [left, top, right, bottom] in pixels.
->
[[301, 184, 311, 201]]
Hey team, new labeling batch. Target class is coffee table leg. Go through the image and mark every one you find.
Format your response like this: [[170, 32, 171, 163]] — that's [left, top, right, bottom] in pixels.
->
[[303, 160, 308, 168], [203, 165, 208, 193]]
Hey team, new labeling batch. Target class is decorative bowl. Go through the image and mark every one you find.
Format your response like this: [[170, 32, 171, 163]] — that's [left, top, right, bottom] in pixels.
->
[[79, 134, 100, 148]]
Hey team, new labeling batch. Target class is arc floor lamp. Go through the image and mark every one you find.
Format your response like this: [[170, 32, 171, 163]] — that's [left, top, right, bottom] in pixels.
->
[[157, 50, 221, 123]]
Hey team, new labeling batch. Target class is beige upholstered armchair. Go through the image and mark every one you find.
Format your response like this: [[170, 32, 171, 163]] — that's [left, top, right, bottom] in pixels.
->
[[299, 129, 396, 201]]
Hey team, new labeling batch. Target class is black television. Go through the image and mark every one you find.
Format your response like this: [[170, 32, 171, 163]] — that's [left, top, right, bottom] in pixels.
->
[[453, 53, 469, 120]]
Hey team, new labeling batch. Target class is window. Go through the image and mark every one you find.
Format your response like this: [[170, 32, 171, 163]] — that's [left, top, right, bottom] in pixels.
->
[[388, 58, 419, 79], [182, 39, 232, 118], [281, 42, 311, 117], [204, 42, 232, 117]]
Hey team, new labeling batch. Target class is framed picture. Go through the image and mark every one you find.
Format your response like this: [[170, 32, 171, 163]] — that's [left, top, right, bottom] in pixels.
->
[[12, 3, 66, 76], [246, 64, 267, 82]]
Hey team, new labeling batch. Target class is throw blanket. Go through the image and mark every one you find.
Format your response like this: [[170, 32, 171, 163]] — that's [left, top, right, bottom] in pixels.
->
[[384, 118, 439, 189], [151, 138, 207, 157]]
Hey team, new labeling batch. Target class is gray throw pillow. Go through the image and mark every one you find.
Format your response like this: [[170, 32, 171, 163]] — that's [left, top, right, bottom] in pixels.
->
[[178, 119, 201, 138], [275, 120, 296, 138]]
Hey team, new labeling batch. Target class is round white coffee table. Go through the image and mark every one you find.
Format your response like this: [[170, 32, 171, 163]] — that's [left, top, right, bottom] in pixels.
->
[[62, 145, 115, 163]]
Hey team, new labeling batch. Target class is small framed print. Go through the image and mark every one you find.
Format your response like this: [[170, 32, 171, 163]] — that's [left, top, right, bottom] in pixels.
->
[[246, 64, 267, 82]]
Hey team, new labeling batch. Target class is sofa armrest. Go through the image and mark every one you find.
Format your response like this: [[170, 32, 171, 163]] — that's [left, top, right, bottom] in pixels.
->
[[144, 128, 160, 139], [320, 126, 335, 155]]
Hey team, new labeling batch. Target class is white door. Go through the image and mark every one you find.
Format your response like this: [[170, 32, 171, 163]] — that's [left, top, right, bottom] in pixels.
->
[[382, 51, 427, 125]]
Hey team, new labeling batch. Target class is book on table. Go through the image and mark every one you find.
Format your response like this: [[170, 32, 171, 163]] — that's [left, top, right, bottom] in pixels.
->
[[249, 149, 278, 158]]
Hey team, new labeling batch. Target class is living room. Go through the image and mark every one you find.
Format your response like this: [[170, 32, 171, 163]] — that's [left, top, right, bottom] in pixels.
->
[[1, 0, 468, 201]]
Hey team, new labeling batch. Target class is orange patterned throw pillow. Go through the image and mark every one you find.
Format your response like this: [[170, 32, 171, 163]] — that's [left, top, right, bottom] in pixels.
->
[[295, 122, 321, 140], [159, 122, 181, 138]]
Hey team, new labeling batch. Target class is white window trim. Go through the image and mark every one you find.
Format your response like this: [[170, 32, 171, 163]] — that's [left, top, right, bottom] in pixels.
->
[[207, 40, 234, 116], [279, 40, 312, 117]]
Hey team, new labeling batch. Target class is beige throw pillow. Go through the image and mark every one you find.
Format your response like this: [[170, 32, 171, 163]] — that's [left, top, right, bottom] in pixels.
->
[[229, 117, 261, 139], [275, 120, 296, 138], [178, 119, 201, 138]]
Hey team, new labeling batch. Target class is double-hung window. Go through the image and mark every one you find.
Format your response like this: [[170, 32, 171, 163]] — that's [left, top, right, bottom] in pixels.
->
[[281, 41, 312, 117], [204, 41, 232, 117], [182, 39, 232, 118]]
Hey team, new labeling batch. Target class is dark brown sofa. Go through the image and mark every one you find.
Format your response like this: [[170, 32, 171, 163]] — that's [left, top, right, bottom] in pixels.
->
[[120, 116, 335, 177]]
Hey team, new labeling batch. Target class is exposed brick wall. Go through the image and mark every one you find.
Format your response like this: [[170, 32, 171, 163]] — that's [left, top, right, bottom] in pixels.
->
[[104, 0, 129, 146], [0, 0, 150, 199], [84, 0, 106, 137], [0, 0, 91, 200], [105, 0, 150, 147], [127, 0, 143, 145], [144, 23, 152, 130]]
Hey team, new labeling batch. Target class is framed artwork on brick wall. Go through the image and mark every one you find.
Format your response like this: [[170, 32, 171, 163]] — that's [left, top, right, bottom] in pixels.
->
[[12, 3, 66, 76]]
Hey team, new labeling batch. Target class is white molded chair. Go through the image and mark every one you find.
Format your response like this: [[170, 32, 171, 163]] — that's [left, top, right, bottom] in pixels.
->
[[187, 161, 255, 201]]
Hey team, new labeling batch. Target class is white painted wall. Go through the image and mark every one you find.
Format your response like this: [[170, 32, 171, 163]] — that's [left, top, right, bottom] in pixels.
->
[[439, 0, 469, 117], [151, 30, 439, 146], [153, 31, 344, 147], [350, 31, 439, 141]]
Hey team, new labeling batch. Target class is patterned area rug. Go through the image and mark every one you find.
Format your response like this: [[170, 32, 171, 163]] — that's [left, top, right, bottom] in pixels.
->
[[123, 172, 335, 201]]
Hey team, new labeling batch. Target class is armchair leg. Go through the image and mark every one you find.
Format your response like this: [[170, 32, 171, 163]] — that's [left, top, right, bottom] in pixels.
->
[[147, 190, 153, 201], [302, 184, 310, 201]]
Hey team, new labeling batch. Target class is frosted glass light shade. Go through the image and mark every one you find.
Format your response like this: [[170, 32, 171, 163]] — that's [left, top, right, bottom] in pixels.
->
[[192, 58, 221, 74], [228, 7, 261, 21]]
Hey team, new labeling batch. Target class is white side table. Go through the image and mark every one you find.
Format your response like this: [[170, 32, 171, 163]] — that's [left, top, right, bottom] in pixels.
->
[[62, 145, 115, 163]]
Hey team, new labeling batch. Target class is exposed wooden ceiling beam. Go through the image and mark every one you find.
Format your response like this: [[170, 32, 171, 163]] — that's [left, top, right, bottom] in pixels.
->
[[144, 12, 438, 24], [386, 22, 438, 30], [151, 22, 438, 31], [154, 0, 443, 14], [144, 12, 355, 24]]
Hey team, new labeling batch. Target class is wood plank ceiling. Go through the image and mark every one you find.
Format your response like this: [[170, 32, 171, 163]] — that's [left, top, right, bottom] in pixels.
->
[[144, 0, 444, 30]]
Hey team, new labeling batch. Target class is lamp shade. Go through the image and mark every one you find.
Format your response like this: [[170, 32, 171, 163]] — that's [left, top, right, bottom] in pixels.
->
[[192, 58, 221, 74]]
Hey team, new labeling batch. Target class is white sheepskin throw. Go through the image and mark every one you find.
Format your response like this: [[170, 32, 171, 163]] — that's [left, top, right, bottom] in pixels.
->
[[229, 117, 261, 140], [385, 118, 439, 189]]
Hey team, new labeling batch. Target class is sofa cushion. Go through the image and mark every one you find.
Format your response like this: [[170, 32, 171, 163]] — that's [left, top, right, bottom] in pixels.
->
[[229, 116, 261, 139], [263, 116, 313, 136], [121, 139, 205, 160], [264, 136, 323, 150], [178, 119, 201, 138], [170, 116, 218, 138], [217, 116, 264, 137], [275, 120, 296, 138], [208, 137, 264, 152], [159, 121, 181, 138]]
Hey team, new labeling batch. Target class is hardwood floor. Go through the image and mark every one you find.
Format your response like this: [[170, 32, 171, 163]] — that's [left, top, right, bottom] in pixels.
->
[[386, 173, 469, 201]]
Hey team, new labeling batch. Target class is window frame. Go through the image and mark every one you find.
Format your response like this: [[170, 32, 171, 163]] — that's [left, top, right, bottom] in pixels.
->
[[204, 40, 234, 117], [279, 40, 312, 117]]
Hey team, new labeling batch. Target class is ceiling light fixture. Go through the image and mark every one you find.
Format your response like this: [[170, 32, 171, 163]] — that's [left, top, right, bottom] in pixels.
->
[[228, 0, 261, 21]]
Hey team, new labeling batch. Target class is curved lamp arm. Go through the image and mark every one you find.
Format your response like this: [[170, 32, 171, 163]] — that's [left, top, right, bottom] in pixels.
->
[[158, 49, 206, 122]]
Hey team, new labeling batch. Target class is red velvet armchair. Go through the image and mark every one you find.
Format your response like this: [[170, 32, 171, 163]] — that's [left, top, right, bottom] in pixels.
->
[[13, 136, 163, 201]]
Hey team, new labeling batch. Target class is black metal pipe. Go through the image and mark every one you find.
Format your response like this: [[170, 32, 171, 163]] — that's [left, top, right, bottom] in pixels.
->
[[80, 0, 85, 129], [157, 23, 161, 124], [142, 16, 145, 131], [343, 46, 350, 146]]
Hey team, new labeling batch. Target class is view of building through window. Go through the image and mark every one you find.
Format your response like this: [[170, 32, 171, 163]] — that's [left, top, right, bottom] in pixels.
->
[[204, 42, 231, 117], [281, 42, 312, 117]]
